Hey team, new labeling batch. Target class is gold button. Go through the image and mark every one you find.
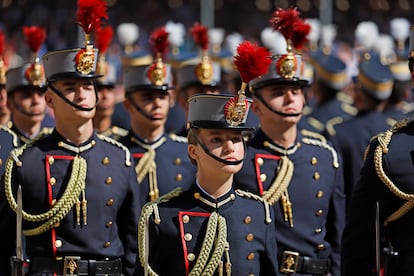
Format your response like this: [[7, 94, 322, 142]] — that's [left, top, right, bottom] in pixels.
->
[[247, 253, 255, 260], [316, 190, 324, 198], [333, 161, 339, 169], [106, 199, 114, 206], [316, 209, 323, 216], [55, 240, 62, 248], [102, 157, 110, 165], [311, 157, 317, 165], [246, 233, 254, 241], [315, 228, 322, 233], [182, 215, 190, 223], [184, 233, 193, 241], [230, 194, 235, 200], [257, 157, 264, 166], [193, 193, 200, 199], [53, 222, 60, 228], [174, 158, 181, 165], [105, 177, 113, 184], [91, 140, 96, 146], [48, 156, 55, 165], [260, 174, 267, 183], [106, 221, 113, 228], [187, 253, 195, 261], [244, 216, 252, 224], [104, 242, 111, 248], [175, 174, 183, 181], [313, 172, 320, 180], [0, 159, 2, 167], [49, 177, 56, 186], [317, 243, 325, 250], [249, 274, 255, 276], [51, 199, 57, 206]]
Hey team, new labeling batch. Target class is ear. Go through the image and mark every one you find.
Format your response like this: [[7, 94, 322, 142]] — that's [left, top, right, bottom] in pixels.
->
[[45, 92, 54, 109], [188, 144, 198, 161], [123, 99, 132, 113], [251, 101, 261, 116]]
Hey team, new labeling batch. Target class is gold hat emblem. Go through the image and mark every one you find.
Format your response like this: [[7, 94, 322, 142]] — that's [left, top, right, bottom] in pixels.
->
[[224, 94, 248, 126], [75, 44, 95, 75], [276, 52, 297, 79], [195, 55, 213, 85], [25, 58, 45, 86], [147, 57, 166, 86]]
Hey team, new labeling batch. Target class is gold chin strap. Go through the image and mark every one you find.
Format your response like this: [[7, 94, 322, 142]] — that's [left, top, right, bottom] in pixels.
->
[[131, 136, 166, 201]]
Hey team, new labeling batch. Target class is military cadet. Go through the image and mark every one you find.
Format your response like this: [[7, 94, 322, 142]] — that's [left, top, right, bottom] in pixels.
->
[[234, 8, 345, 275], [0, 1, 141, 275], [135, 93, 279, 276], [326, 53, 393, 208], [341, 26, 414, 276], [300, 24, 357, 135], [6, 26, 52, 145], [0, 125, 18, 177], [119, 26, 196, 204], [92, 24, 128, 140]]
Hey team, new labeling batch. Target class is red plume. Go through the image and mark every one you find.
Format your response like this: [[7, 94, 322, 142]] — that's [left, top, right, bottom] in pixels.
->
[[76, 0, 108, 35], [291, 19, 310, 50], [234, 41, 272, 83], [149, 26, 170, 58], [95, 25, 113, 54], [190, 22, 209, 51], [269, 7, 310, 50], [23, 26, 46, 53], [0, 31, 4, 55]]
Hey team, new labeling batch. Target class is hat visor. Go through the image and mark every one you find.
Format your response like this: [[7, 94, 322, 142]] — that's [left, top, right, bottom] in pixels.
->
[[48, 72, 103, 82], [126, 84, 170, 95], [252, 77, 309, 90]]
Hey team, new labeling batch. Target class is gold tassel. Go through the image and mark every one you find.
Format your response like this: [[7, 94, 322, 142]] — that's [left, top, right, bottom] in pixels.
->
[[82, 190, 87, 225], [76, 200, 81, 225], [218, 261, 223, 276]]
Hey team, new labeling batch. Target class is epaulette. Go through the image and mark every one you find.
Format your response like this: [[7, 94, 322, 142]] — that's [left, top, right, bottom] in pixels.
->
[[336, 91, 354, 104], [235, 189, 272, 224], [97, 134, 132, 167], [301, 129, 340, 168], [0, 124, 19, 147], [169, 133, 188, 143], [386, 117, 397, 127], [111, 126, 128, 137], [341, 102, 358, 116], [325, 116, 344, 137], [306, 117, 324, 132]]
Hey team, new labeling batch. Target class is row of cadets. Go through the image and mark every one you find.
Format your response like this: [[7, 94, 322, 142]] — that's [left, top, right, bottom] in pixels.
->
[[234, 7, 345, 275], [299, 21, 357, 135], [118, 25, 196, 204], [135, 40, 279, 276], [92, 23, 129, 140], [6, 26, 53, 145], [0, 0, 141, 274], [325, 20, 394, 209], [342, 21, 414, 276]]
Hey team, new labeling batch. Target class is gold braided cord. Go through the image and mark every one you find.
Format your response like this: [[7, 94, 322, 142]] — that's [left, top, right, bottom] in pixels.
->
[[372, 119, 414, 226], [0, 124, 19, 147], [300, 129, 327, 144], [188, 212, 219, 276], [138, 187, 183, 276], [302, 137, 340, 168], [262, 156, 294, 206], [199, 215, 228, 276], [97, 134, 132, 166], [4, 146, 88, 236], [235, 189, 272, 224], [325, 116, 344, 137]]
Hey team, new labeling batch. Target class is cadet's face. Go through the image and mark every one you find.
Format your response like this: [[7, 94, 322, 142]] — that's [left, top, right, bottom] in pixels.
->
[[253, 84, 305, 125], [190, 129, 245, 175], [46, 79, 96, 121], [0, 86, 9, 117], [126, 90, 170, 125], [96, 86, 115, 117], [8, 88, 46, 124]]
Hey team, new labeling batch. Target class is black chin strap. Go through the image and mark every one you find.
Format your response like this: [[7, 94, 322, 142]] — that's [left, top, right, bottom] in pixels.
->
[[13, 103, 46, 117], [191, 129, 246, 166], [48, 81, 98, 112], [254, 92, 302, 117], [128, 98, 162, 121]]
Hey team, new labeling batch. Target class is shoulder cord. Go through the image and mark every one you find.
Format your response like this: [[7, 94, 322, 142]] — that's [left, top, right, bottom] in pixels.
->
[[301, 129, 327, 144], [97, 133, 132, 166], [131, 136, 166, 201], [235, 189, 272, 224], [138, 187, 183, 276], [373, 119, 414, 226], [4, 146, 87, 236], [301, 137, 340, 168], [325, 116, 344, 137]]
